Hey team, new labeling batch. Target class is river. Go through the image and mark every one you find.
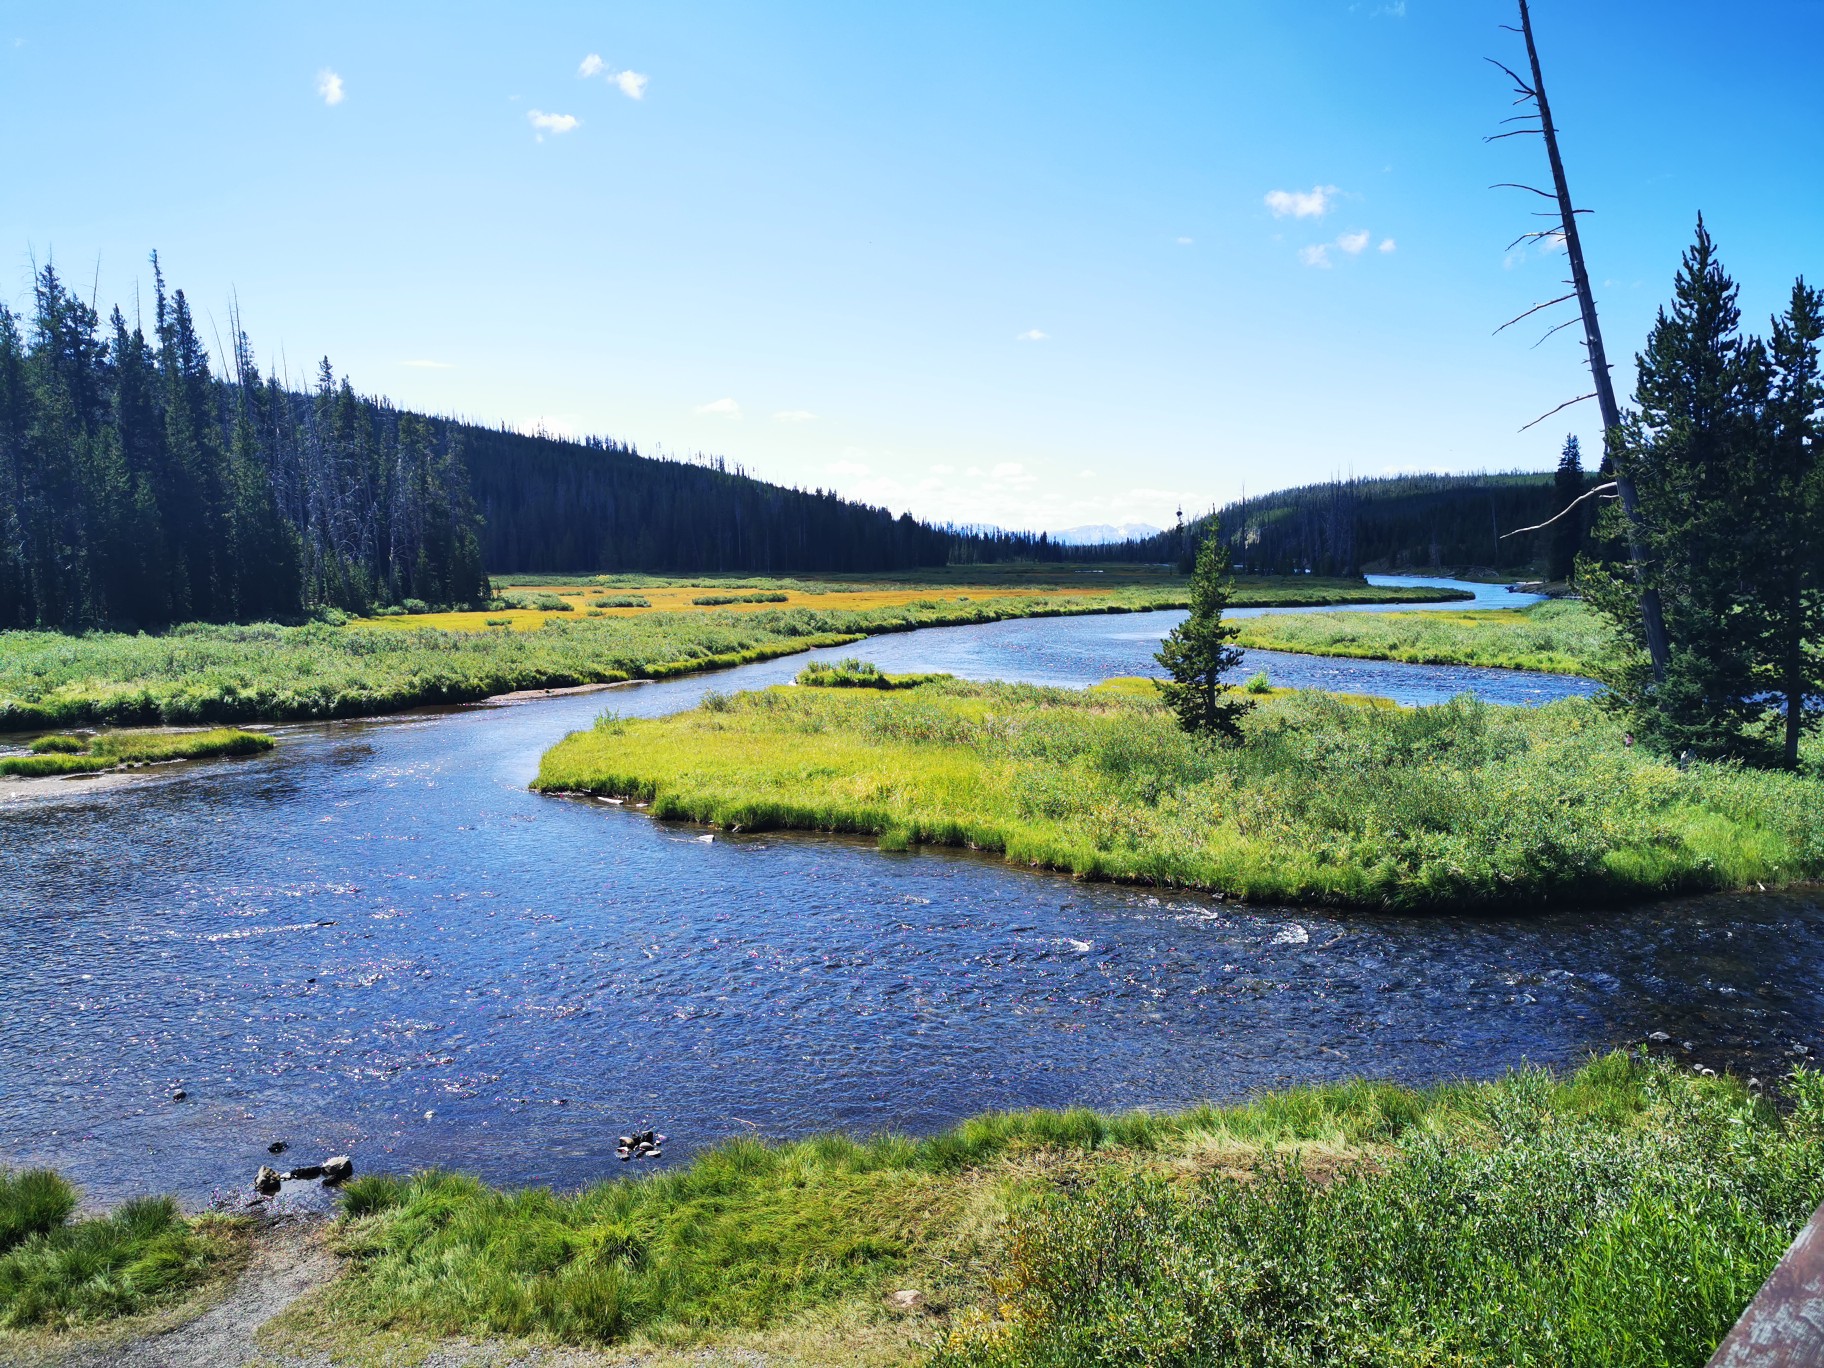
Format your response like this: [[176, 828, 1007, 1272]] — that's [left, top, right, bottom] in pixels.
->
[[2, 579, 1817, 1206]]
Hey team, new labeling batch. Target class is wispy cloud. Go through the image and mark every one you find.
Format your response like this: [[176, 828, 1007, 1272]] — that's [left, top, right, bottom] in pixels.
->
[[316, 69, 345, 106], [1301, 229, 1391, 267], [1337, 229, 1372, 255], [1299, 244, 1332, 269], [402, 359, 455, 369], [1016, 328, 1049, 342], [1175, 236, 1194, 246], [1379, 237, 1397, 253], [580, 53, 648, 99], [527, 109, 580, 140], [772, 410, 816, 423], [1265, 185, 1338, 219], [696, 397, 742, 418]]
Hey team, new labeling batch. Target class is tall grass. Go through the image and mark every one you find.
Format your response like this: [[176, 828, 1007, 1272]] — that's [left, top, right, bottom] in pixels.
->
[[308, 1059, 1819, 1363], [1233, 599, 1612, 676], [536, 679, 1823, 910], [0, 578, 1459, 732], [0, 1171, 242, 1331], [935, 1063, 1824, 1368]]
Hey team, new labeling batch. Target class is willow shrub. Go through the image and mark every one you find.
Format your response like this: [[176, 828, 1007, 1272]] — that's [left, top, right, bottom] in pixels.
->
[[536, 679, 1823, 910], [934, 1065, 1824, 1368]]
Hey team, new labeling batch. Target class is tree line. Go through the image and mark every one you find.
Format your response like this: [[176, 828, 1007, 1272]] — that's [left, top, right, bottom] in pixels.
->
[[0, 260, 487, 629]]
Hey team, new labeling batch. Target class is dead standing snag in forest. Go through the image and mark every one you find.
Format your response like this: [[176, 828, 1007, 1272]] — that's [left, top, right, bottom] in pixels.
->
[[1489, 0, 1671, 681]]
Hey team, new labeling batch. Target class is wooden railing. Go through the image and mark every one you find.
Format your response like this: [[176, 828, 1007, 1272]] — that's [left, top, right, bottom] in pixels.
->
[[1706, 1201, 1824, 1365]]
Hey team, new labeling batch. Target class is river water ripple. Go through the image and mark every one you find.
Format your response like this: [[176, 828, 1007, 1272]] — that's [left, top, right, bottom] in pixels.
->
[[2, 581, 1817, 1205]]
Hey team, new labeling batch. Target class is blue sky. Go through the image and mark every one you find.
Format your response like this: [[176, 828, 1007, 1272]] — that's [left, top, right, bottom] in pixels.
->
[[3, 2, 1820, 532]]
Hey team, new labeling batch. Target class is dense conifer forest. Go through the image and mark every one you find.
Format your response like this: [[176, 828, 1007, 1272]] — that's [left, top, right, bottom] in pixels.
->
[[464, 430, 947, 575], [981, 470, 1591, 575], [0, 261, 488, 629]]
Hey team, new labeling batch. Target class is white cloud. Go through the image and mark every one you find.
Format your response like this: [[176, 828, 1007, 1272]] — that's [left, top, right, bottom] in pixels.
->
[[580, 55, 648, 99], [1016, 328, 1049, 342], [1379, 237, 1397, 253], [1299, 244, 1332, 268], [696, 397, 742, 418], [1265, 185, 1338, 219], [316, 69, 344, 106], [527, 109, 580, 139], [772, 409, 817, 423], [826, 459, 871, 477], [1337, 229, 1372, 255], [1175, 236, 1194, 246], [402, 359, 455, 369]]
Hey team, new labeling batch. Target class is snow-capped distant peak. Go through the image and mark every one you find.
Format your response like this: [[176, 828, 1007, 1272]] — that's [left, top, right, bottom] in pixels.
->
[[1049, 522, 1163, 546]]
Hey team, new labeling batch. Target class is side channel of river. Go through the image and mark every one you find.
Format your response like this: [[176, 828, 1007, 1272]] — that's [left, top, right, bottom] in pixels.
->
[[2, 580, 1817, 1206]]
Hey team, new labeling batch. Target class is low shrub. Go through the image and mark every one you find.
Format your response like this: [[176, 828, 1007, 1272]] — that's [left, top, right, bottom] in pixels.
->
[[691, 592, 790, 606], [591, 596, 653, 609]]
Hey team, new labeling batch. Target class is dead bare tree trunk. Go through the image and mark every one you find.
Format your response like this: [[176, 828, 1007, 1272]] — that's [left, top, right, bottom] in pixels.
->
[[1503, 0, 1671, 680]]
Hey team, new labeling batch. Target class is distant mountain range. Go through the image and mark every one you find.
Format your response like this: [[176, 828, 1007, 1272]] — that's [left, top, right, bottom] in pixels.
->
[[1050, 522, 1164, 546]]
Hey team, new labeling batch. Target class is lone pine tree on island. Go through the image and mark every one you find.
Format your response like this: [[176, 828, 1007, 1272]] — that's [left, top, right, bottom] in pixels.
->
[[1154, 530, 1251, 740]]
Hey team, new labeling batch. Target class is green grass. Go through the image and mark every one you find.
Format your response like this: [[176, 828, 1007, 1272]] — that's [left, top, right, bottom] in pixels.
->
[[0, 1170, 244, 1332], [798, 658, 951, 690], [288, 1058, 1820, 1366], [0, 577, 1458, 732], [536, 678, 1822, 910], [934, 1060, 1824, 1368], [0, 727, 272, 777], [693, 591, 792, 606], [1233, 599, 1612, 676], [591, 595, 653, 609]]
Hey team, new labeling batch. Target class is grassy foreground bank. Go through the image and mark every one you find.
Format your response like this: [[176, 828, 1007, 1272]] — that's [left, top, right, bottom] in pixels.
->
[[1233, 599, 1610, 676], [536, 677, 1822, 910], [178, 1060, 1824, 1365], [0, 1170, 244, 1333], [0, 577, 1464, 732]]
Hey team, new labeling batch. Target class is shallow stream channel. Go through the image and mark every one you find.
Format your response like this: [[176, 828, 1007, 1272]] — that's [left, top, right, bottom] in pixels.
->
[[3, 577, 1819, 1206]]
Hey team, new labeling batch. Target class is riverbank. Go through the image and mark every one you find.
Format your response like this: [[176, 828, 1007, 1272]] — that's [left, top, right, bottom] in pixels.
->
[[536, 677, 1822, 910], [1232, 598, 1609, 676], [8, 1058, 1818, 1367], [0, 577, 1466, 732], [0, 728, 271, 778]]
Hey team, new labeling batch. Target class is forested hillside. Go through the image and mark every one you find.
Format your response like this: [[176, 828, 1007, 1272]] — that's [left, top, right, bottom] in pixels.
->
[[463, 430, 946, 574], [0, 261, 949, 630], [1062, 469, 1594, 575], [0, 262, 487, 629]]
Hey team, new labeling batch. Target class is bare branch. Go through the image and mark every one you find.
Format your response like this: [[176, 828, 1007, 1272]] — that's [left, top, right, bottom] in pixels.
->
[[1490, 181, 1559, 200], [1493, 292, 1577, 335], [1499, 481, 1618, 538], [1484, 57, 1537, 96], [1531, 316, 1580, 349], [1485, 129, 1543, 142], [1505, 227, 1564, 251], [1518, 391, 1597, 432]]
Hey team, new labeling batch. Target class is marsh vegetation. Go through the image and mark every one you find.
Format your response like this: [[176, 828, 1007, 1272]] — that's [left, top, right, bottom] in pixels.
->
[[537, 677, 1821, 910]]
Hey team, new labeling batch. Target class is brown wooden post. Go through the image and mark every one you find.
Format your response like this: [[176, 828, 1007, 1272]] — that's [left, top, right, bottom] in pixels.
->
[[1706, 1201, 1824, 1366]]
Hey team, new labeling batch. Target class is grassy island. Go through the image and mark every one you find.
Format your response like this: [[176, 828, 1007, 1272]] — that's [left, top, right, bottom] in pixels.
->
[[0, 571, 1464, 732], [1233, 599, 1610, 677], [536, 678, 1821, 910], [0, 727, 272, 777], [12, 1059, 1818, 1367]]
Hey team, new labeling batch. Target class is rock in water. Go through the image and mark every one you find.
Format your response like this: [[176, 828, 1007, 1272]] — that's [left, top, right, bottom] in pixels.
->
[[285, 1164, 325, 1181], [268, 1140, 289, 1155], [171, 1089, 188, 1102], [322, 1155, 354, 1184], [254, 1166, 282, 1196]]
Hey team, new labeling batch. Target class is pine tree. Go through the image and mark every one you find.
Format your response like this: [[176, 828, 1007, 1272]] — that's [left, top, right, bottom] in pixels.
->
[[1154, 529, 1250, 739], [1547, 435, 1585, 584]]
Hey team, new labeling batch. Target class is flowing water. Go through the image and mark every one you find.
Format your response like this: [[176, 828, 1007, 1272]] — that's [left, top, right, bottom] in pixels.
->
[[2, 581, 1817, 1206]]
